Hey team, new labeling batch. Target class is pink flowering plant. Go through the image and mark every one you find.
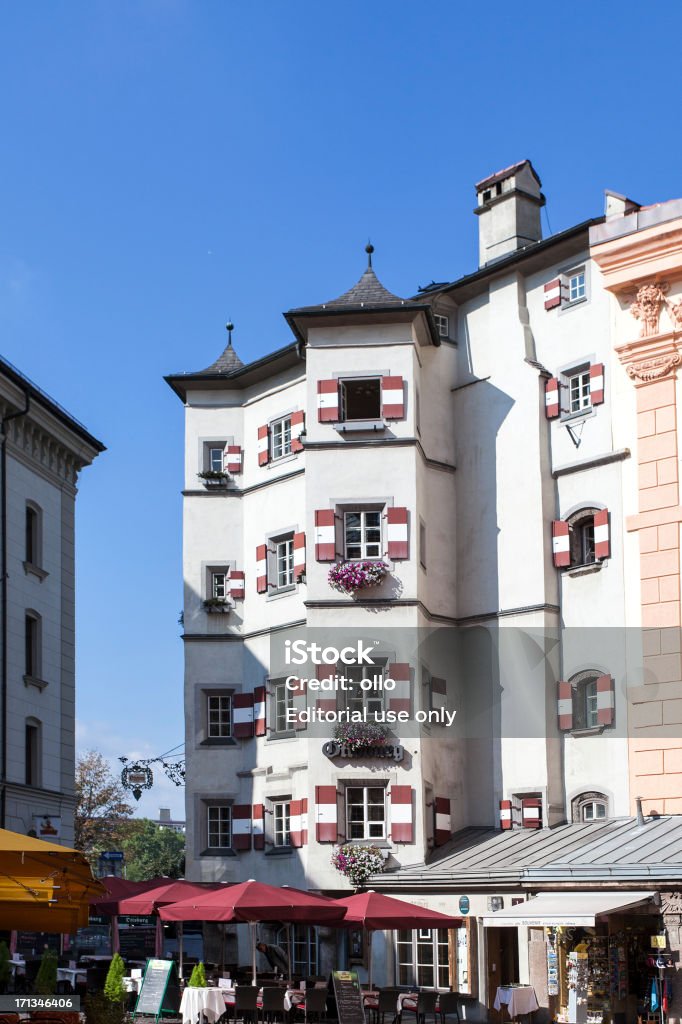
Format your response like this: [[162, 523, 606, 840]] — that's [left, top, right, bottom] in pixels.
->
[[328, 560, 388, 594], [331, 844, 384, 888], [334, 722, 388, 753]]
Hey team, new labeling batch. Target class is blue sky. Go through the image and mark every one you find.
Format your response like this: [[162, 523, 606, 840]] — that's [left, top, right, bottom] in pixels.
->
[[1, 2, 680, 818]]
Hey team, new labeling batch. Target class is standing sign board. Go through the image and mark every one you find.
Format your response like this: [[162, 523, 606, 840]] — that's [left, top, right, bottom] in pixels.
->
[[134, 959, 181, 1021], [332, 970, 366, 1024]]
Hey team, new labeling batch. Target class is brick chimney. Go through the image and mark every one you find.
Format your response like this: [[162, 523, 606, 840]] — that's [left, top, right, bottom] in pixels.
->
[[474, 160, 545, 266]]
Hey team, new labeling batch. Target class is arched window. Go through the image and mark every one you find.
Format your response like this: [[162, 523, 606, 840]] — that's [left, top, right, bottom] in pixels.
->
[[25, 717, 42, 787], [25, 502, 42, 567], [571, 670, 601, 730], [567, 507, 599, 567], [572, 791, 608, 823]]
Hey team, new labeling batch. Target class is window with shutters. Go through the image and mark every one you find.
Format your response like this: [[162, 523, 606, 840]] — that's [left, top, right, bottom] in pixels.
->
[[211, 571, 228, 600], [344, 661, 386, 717], [340, 378, 381, 421], [567, 268, 586, 304], [266, 533, 295, 593], [344, 510, 382, 560], [207, 694, 232, 738], [271, 416, 292, 460], [272, 800, 291, 847], [272, 680, 295, 735], [345, 785, 386, 840], [568, 508, 598, 567], [573, 673, 601, 730], [208, 446, 225, 472]]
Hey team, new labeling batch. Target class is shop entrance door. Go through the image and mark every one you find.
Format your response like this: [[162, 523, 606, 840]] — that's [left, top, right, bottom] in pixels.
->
[[487, 928, 519, 1021]]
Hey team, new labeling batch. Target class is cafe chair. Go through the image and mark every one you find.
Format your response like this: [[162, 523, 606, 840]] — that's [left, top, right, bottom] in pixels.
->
[[437, 993, 460, 1024], [261, 986, 286, 1024], [232, 985, 259, 1024], [400, 991, 438, 1024], [299, 987, 327, 1024], [370, 988, 401, 1024]]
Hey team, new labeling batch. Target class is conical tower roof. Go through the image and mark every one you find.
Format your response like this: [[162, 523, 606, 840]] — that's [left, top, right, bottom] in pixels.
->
[[198, 322, 244, 374], [294, 244, 408, 311]]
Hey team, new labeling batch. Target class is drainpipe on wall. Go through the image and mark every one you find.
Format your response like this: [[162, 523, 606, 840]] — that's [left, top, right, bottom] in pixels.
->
[[1, 391, 30, 828]]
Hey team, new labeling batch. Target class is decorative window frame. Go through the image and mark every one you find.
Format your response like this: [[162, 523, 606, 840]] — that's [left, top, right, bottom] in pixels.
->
[[571, 790, 609, 823], [568, 670, 608, 735]]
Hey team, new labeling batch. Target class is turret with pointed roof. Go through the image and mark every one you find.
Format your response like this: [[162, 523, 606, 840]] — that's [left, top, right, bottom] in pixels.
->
[[198, 322, 244, 374]]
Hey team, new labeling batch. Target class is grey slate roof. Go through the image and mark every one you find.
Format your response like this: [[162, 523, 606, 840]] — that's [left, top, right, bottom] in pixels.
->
[[289, 265, 416, 313], [373, 816, 682, 889], [199, 338, 244, 375]]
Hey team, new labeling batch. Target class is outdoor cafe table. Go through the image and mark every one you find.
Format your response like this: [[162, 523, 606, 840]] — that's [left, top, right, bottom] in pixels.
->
[[363, 991, 439, 1014], [56, 967, 87, 988], [179, 987, 227, 1024], [493, 985, 539, 1020]]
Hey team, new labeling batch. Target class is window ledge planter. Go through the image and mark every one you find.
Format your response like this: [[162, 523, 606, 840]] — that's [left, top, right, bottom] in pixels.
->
[[197, 471, 230, 488], [203, 598, 232, 614], [332, 844, 385, 888], [328, 560, 388, 594]]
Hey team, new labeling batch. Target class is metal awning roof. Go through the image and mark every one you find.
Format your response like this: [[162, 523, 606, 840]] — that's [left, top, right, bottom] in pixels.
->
[[482, 890, 658, 928]]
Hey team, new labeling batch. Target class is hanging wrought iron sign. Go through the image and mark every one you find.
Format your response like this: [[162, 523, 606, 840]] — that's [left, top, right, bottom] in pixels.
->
[[120, 760, 154, 801]]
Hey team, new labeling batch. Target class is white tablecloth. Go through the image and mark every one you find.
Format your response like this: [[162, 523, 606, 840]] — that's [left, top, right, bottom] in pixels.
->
[[123, 976, 141, 994], [180, 987, 227, 1024], [9, 960, 26, 976], [494, 987, 539, 1017], [57, 968, 87, 986]]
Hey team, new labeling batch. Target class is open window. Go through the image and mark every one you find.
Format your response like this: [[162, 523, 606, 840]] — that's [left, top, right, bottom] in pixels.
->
[[340, 378, 382, 421]]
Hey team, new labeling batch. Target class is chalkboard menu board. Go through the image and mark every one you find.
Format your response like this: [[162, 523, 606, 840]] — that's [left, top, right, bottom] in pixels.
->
[[134, 959, 181, 1021], [332, 970, 366, 1024]]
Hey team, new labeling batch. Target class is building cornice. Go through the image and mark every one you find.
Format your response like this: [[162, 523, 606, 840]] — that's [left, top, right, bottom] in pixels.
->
[[552, 448, 631, 479], [591, 218, 682, 291]]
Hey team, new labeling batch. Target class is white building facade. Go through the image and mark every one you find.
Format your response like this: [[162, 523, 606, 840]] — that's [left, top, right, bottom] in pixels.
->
[[0, 357, 103, 845], [168, 162, 651, 993]]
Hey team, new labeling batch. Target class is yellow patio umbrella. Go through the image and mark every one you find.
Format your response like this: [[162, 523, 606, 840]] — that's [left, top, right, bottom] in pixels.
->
[[0, 827, 104, 932]]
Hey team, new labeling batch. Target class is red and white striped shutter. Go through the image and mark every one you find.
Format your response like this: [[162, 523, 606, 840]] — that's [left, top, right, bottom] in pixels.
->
[[290, 798, 308, 847], [381, 376, 405, 419], [225, 446, 243, 474], [594, 509, 610, 560], [256, 544, 268, 593], [252, 804, 265, 850], [544, 278, 562, 310], [590, 363, 605, 406], [552, 520, 570, 568], [499, 799, 513, 830], [388, 663, 411, 715], [315, 510, 336, 561], [386, 507, 409, 560], [257, 425, 270, 466], [431, 677, 446, 712], [596, 674, 615, 726], [521, 798, 542, 829], [293, 532, 306, 580], [230, 570, 245, 601], [232, 804, 252, 850], [390, 785, 414, 843], [315, 785, 337, 842], [545, 377, 560, 419], [317, 380, 339, 422], [289, 676, 307, 731], [233, 693, 254, 739], [290, 410, 305, 452], [557, 680, 573, 731], [254, 685, 266, 737], [315, 667, 337, 715], [434, 797, 451, 847]]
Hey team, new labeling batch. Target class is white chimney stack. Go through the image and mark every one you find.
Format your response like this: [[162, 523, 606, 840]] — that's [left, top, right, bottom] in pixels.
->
[[474, 160, 545, 266]]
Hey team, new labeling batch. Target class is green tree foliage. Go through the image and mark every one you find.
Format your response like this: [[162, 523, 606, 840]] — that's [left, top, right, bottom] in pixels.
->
[[74, 750, 134, 863], [103, 952, 126, 1003], [121, 818, 185, 881], [34, 948, 58, 994], [188, 962, 207, 988]]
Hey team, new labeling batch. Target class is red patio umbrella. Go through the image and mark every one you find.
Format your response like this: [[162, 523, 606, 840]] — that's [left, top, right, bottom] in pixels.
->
[[117, 879, 221, 975], [336, 891, 463, 989], [159, 879, 348, 984], [90, 877, 170, 955]]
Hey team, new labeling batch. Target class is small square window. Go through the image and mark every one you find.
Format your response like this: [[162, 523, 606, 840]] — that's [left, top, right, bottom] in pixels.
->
[[207, 805, 231, 848], [433, 314, 449, 338], [340, 378, 381, 421], [208, 447, 225, 473], [344, 510, 382, 560], [207, 694, 232, 738], [569, 271, 586, 303], [582, 800, 607, 821], [271, 417, 293, 460], [211, 572, 228, 600], [568, 370, 591, 413]]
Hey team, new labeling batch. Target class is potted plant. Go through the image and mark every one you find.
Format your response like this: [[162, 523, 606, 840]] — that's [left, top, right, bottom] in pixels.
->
[[197, 470, 229, 487], [331, 845, 384, 888], [334, 722, 388, 754], [34, 948, 57, 994], [203, 597, 231, 613], [188, 962, 207, 987], [103, 953, 126, 1004], [328, 560, 388, 595]]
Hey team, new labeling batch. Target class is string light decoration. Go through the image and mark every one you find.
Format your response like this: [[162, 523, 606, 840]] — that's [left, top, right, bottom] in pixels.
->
[[119, 744, 185, 800]]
